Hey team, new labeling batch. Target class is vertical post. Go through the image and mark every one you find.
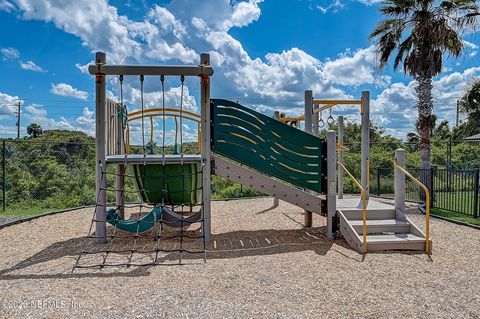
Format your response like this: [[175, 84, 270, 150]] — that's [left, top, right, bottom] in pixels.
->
[[16, 101, 21, 139], [304, 90, 313, 227], [326, 130, 336, 240], [376, 167, 381, 196], [361, 91, 370, 199], [395, 149, 406, 215], [2, 140, 6, 212], [473, 169, 479, 219], [272, 111, 280, 207], [312, 104, 319, 135], [200, 53, 212, 241], [95, 51, 107, 244], [338, 116, 344, 199], [430, 167, 435, 206]]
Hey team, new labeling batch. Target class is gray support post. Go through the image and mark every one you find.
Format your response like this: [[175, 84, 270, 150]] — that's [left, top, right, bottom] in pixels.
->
[[361, 91, 370, 199], [338, 116, 344, 199], [304, 90, 313, 227], [327, 130, 337, 240], [200, 53, 212, 242], [95, 51, 107, 244], [272, 111, 281, 207], [395, 149, 406, 215]]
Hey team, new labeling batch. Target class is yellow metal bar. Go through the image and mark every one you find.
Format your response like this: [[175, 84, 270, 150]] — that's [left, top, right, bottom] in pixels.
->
[[394, 161, 431, 254], [277, 116, 305, 122], [128, 107, 201, 120], [312, 100, 362, 105], [337, 161, 368, 254], [129, 113, 200, 123]]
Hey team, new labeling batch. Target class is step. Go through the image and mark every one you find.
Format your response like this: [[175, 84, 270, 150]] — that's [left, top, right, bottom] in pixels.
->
[[365, 233, 427, 251], [349, 219, 411, 235], [339, 209, 396, 220]]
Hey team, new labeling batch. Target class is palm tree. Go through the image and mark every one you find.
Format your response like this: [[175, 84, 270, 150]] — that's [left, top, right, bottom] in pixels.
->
[[370, 0, 479, 170], [458, 78, 480, 136], [27, 123, 43, 138]]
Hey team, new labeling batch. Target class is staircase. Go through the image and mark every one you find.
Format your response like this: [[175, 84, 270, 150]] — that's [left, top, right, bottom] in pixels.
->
[[338, 207, 431, 253]]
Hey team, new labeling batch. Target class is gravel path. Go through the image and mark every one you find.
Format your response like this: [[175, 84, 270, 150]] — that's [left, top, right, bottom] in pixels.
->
[[0, 197, 479, 319]]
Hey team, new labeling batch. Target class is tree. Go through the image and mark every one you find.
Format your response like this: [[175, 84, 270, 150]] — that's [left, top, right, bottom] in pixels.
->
[[457, 78, 480, 136], [407, 114, 451, 144], [370, 0, 479, 170], [27, 123, 43, 138]]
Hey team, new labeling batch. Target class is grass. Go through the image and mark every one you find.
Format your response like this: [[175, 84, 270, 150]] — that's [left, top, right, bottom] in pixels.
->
[[431, 207, 480, 226], [0, 207, 58, 218]]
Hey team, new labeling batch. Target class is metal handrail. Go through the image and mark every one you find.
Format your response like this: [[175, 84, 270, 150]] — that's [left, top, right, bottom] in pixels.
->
[[337, 161, 368, 254], [394, 161, 431, 254]]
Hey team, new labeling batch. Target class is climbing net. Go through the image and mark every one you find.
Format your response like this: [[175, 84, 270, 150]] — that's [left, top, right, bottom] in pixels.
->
[[74, 74, 206, 270]]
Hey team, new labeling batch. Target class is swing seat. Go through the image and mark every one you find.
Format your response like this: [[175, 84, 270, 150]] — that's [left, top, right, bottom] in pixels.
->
[[106, 206, 162, 233], [132, 161, 202, 205]]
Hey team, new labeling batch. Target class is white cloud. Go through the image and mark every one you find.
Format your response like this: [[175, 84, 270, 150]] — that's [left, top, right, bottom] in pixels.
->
[[20, 60, 47, 72], [316, 0, 343, 14], [0, 0, 15, 12], [0, 92, 22, 118], [51, 83, 89, 100], [323, 47, 378, 87], [227, 0, 263, 29], [1, 47, 19, 60]]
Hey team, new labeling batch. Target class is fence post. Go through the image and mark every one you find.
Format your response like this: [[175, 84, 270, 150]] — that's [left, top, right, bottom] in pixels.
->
[[326, 130, 337, 240], [376, 167, 380, 197], [394, 149, 406, 214], [430, 167, 435, 206], [474, 169, 479, 219], [2, 140, 5, 212]]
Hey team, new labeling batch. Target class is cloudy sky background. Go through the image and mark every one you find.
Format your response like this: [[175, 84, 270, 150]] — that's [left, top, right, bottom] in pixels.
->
[[0, 0, 479, 143]]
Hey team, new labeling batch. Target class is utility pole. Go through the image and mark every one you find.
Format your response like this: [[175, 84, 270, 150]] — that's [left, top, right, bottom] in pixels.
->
[[16, 100, 21, 139]]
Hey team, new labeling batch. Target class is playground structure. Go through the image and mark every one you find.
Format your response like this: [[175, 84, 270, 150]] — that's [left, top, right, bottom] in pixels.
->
[[77, 52, 431, 268]]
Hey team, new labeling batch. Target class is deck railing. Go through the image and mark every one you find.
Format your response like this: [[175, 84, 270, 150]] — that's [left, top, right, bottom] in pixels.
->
[[337, 161, 368, 253], [394, 161, 431, 254]]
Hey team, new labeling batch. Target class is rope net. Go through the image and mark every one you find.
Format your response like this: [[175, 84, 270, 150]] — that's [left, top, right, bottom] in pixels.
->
[[73, 73, 206, 270]]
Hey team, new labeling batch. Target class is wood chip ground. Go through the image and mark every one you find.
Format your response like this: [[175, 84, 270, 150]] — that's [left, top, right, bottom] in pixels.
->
[[0, 197, 479, 318]]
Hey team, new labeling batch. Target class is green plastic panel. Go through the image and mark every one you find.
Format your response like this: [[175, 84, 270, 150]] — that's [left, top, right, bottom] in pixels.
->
[[211, 99, 327, 193], [133, 163, 202, 205]]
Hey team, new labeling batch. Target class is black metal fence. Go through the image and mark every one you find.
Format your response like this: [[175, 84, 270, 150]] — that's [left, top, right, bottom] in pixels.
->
[[372, 166, 480, 218]]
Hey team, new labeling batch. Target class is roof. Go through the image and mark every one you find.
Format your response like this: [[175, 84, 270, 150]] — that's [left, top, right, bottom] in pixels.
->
[[463, 133, 480, 142]]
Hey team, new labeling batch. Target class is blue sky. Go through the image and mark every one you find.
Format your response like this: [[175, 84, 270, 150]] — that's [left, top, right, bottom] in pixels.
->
[[0, 0, 479, 142]]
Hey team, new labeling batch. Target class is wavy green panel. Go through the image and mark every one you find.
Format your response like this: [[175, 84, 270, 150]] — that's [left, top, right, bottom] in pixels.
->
[[211, 99, 327, 193]]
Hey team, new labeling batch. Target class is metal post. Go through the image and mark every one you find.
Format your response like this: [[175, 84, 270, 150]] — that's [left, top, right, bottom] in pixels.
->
[[95, 51, 107, 244], [395, 149, 406, 215], [473, 169, 479, 219], [327, 130, 336, 240], [272, 111, 280, 207], [361, 91, 370, 199], [338, 116, 344, 199], [304, 90, 313, 227], [16, 101, 21, 139], [200, 53, 212, 241], [376, 167, 381, 196], [430, 167, 435, 206], [2, 140, 6, 212]]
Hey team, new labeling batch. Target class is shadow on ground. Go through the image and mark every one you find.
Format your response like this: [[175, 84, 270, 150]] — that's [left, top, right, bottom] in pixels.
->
[[0, 225, 344, 280]]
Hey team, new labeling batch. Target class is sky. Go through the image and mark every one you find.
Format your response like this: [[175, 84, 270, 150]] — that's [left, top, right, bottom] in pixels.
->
[[0, 0, 479, 143]]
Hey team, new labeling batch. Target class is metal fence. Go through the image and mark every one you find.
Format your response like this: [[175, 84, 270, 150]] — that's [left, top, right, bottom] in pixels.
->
[[372, 166, 480, 218]]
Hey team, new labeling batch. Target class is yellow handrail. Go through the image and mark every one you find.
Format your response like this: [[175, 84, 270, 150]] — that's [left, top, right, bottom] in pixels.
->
[[394, 161, 431, 254], [337, 161, 368, 254]]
